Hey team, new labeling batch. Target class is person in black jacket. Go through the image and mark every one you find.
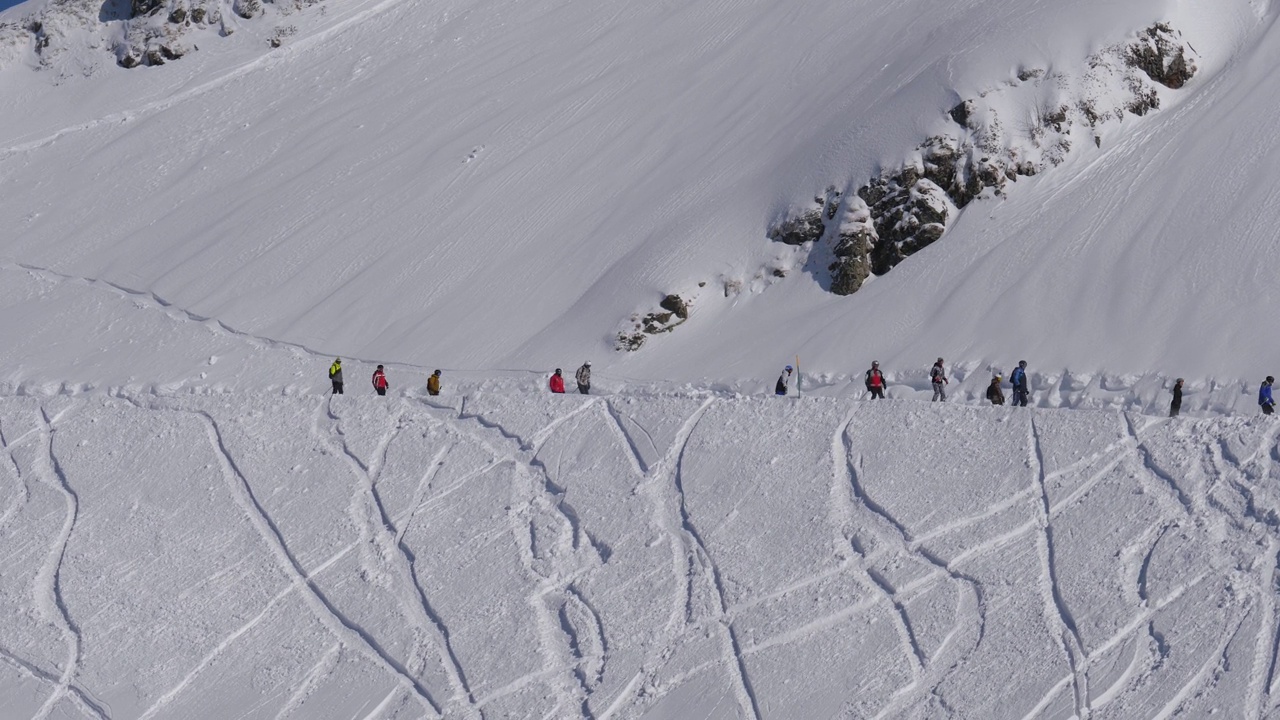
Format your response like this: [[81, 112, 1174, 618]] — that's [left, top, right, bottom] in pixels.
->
[[986, 375, 1005, 405], [1170, 378, 1183, 417], [775, 365, 793, 396]]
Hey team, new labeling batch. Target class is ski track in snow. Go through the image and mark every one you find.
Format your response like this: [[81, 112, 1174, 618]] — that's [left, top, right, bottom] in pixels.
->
[[826, 410, 924, 678], [28, 406, 109, 720], [7, 388, 1280, 717], [273, 643, 343, 720], [318, 397, 481, 719], [113, 394, 446, 719], [830, 410, 985, 719], [662, 398, 763, 720], [1028, 417, 1090, 719], [0, 415, 33, 547], [0, 640, 107, 720], [426, 396, 612, 717], [0, 0, 429, 160]]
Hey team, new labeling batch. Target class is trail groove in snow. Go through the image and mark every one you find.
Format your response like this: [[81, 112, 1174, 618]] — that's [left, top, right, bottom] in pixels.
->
[[1029, 417, 1090, 719], [318, 398, 480, 717], [29, 407, 107, 720], [664, 399, 762, 720], [4, 390, 1280, 717], [193, 407, 444, 717]]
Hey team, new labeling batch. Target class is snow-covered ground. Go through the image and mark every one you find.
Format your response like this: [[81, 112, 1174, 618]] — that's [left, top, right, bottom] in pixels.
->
[[1, 0, 1278, 385], [4, 0, 1280, 716], [3, 390, 1280, 718]]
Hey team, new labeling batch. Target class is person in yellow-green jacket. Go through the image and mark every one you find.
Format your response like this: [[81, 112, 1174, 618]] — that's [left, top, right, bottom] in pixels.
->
[[329, 358, 344, 394], [427, 370, 442, 396]]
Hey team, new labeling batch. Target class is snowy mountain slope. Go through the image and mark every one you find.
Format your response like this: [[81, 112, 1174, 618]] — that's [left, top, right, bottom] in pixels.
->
[[0, 0, 1277, 386], [3, 391, 1280, 718], [4, 2, 1280, 718]]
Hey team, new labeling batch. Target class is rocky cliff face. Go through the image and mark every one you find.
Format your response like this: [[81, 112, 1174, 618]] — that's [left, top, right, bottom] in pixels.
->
[[771, 23, 1199, 296], [0, 0, 316, 72]]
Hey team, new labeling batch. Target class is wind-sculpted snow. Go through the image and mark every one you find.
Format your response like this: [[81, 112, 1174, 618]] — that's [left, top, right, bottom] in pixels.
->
[[2, 391, 1280, 718]]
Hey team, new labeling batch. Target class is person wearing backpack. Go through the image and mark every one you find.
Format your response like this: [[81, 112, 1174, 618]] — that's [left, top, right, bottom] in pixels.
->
[[930, 358, 948, 402], [1010, 361, 1029, 407], [427, 369, 442, 396], [1261, 376, 1275, 415], [865, 361, 886, 399], [371, 365, 389, 396], [986, 375, 1005, 405], [575, 362, 592, 395]]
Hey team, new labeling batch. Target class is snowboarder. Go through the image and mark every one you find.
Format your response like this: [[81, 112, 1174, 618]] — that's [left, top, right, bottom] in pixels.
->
[[329, 358, 344, 394], [1261, 376, 1276, 415], [1170, 378, 1183, 417], [550, 369, 566, 394], [986, 375, 1005, 405], [1010, 361, 1029, 407], [930, 358, 948, 402], [372, 365, 389, 396], [865, 361, 886, 399], [427, 370, 441, 396], [576, 362, 592, 395], [776, 365, 793, 396]]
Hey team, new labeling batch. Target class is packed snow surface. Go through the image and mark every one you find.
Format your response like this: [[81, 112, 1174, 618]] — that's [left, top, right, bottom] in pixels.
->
[[3, 389, 1280, 718]]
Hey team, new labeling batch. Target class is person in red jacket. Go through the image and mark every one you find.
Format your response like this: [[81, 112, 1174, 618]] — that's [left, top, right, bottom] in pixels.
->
[[864, 361, 887, 399], [549, 368, 566, 394], [372, 365, 389, 396]]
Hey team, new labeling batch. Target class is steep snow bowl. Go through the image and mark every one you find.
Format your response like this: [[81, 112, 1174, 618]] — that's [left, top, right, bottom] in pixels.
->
[[0, 0, 1278, 384], [1, 391, 1277, 718]]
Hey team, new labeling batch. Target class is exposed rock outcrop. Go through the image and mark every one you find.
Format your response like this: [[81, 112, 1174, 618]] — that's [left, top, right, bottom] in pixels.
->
[[0, 0, 323, 73], [616, 293, 694, 352], [1128, 23, 1197, 89], [771, 22, 1199, 296]]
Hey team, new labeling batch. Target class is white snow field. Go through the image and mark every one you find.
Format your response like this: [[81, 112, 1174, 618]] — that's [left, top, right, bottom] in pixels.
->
[[0, 0, 1278, 386], [4, 389, 1280, 719], [6, 0, 1280, 716]]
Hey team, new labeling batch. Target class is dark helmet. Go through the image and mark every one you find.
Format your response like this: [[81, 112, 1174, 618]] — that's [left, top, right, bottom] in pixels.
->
[[1018, 360, 1027, 368], [1268, 376, 1275, 384], [433, 369, 441, 376], [555, 368, 562, 374], [376, 364, 384, 369]]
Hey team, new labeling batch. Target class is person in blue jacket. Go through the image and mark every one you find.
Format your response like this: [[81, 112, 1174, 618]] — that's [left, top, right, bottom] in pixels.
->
[[1260, 376, 1275, 415], [1010, 361, 1029, 407]]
